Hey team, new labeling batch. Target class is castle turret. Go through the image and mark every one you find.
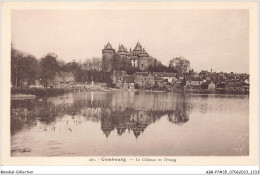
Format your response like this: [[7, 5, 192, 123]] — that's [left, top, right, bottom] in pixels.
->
[[138, 47, 149, 71], [117, 44, 128, 56], [116, 44, 128, 61], [133, 41, 142, 55], [102, 42, 115, 72]]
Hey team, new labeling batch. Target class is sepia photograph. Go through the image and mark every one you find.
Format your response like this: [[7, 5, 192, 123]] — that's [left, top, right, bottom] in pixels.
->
[[1, 1, 258, 168]]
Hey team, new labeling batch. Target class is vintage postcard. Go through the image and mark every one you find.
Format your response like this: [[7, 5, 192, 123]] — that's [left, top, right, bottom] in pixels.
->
[[1, 2, 259, 166]]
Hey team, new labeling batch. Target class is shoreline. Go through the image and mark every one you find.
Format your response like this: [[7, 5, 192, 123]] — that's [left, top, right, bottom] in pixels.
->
[[11, 86, 249, 99]]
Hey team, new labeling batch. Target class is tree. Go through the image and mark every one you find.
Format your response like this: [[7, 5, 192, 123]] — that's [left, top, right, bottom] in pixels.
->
[[83, 57, 102, 71], [148, 58, 177, 73], [126, 67, 139, 75], [39, 53, 59, 88], [91, 57, 102, 71], [18, 54, 39, 87], [62, 61, 78, 75], [62, 61, 85, 82], [57, 59, 65, 71], [11, 44, 38, 87], [11, 44, 22, 87], [169, 57, 190, 74]]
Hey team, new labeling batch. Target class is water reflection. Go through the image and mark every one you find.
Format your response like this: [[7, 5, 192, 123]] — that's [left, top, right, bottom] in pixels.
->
[[11, 91, 249, 156], [11, 92, 190, 138]]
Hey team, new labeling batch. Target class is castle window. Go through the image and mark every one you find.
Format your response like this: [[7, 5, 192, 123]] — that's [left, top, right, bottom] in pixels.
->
[[142, 64, 144, 67]]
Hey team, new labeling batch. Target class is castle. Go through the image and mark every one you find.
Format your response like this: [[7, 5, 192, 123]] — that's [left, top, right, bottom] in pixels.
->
[[102, 41, 152, 72]]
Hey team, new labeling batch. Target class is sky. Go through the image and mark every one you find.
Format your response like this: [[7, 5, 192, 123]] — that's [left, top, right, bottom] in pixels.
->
[[12, 9, 249, 73]]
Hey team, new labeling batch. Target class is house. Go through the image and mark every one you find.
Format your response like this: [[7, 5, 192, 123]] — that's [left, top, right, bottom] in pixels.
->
[[50, 72, 75, 88], [216, 81, 226, 89], [208, 81, 216, 91], [162, 73, 177, 83], [152, 72, 164, 77], [186, 77, 202, 86], [225, 80, 245, 92], [154, 76, 164, 88], [244, 79, 249, 85], [206, 76, 211, 81], [122, 75, 135, 90], [112, 70, 127, 88], [135, 72, 149, 77], [242, 79, 249, 92], [145, 74, 155, 89], [134, 72, 155, 89], [186, 77, 202, 89]]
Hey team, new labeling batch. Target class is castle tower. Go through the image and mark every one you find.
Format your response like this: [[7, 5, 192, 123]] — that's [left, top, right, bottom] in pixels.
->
[[138, 47, 150, 71], [102, 42, 115, 72]]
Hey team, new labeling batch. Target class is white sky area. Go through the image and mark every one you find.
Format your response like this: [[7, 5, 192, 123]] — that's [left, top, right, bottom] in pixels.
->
[[12, 10, 249, 73]]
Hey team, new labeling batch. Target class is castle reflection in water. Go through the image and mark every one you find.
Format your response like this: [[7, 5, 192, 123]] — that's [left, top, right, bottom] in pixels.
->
[[11, 91, 191, 138]]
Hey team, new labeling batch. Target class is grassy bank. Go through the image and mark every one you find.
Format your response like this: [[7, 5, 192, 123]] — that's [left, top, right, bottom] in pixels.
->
[[11, 87, 71, 97]]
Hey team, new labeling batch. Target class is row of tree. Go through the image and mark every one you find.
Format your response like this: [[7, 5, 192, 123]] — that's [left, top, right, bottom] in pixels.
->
[[11, 43, 191, 88], [11, 45, 108, 88]]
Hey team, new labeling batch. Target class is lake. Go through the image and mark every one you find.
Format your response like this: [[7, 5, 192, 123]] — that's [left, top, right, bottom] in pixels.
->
[[11, 91, 249, 156]]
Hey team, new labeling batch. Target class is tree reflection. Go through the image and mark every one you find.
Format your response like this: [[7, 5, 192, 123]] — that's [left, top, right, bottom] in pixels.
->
[[11, 92, 191, 138], [168, 95, 189, 125]]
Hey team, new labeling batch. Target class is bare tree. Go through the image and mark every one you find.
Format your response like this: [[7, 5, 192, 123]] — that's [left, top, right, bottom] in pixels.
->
[[169, 57, 190, 74], [83, 57, 102, 71]]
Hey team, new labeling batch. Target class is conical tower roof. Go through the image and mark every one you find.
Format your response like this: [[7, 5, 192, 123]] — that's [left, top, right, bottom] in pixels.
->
[[117, 44, 128, 55], [134, 41, 142, 51], [103, 42, 115, 51]]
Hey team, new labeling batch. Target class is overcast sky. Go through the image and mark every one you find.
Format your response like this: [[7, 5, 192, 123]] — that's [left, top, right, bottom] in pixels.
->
[[12, 9, 249, 73]]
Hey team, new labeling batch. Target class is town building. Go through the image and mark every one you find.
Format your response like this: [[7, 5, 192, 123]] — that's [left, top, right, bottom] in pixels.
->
[[186, 77, 202, 86], [122, 75, 135, 90], [49, 72, 75, 88], [208, 81, 216, 91], [162, 73, 178, 83], [112, 70, 127, 88], [134, 72, 155, 89]]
